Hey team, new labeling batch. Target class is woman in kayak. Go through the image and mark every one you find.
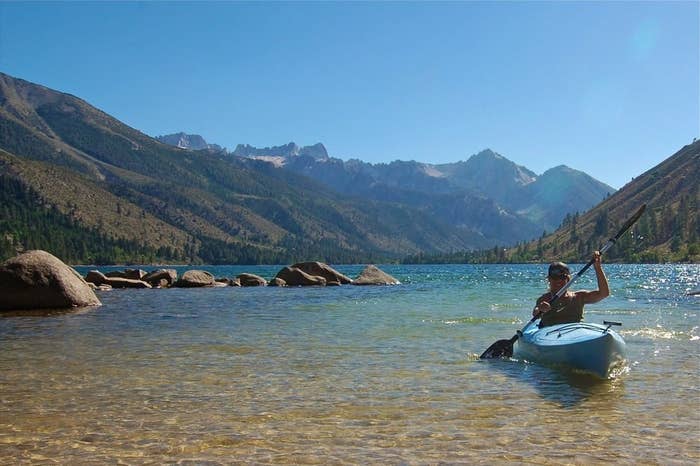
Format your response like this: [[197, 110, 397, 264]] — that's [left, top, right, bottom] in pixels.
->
[[532, 251, 610, 327]]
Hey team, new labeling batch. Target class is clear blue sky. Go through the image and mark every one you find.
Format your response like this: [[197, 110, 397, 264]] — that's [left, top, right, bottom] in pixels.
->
[[1, 1, 698, 189]]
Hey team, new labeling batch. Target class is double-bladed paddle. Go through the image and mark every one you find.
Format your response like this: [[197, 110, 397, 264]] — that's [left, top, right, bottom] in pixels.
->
[[479, 204, 646, 359]]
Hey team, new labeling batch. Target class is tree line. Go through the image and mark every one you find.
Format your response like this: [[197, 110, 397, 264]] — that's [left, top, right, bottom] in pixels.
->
[[0, 175, 186, 264], [3, 165, 697, 266], [0, 174, 388, 265]]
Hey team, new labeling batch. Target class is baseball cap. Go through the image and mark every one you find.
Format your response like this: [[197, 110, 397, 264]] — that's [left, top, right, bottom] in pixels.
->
[[548, 262, 570, 279]]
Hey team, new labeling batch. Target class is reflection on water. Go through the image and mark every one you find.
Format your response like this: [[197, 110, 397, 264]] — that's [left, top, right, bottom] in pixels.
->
[[0, 307, 95, 318], [0, 264, 698, 464], [486, 358, 627, 409]]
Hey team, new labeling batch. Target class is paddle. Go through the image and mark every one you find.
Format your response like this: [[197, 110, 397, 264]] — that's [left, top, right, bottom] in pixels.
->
[[479, 204, 646, 359]]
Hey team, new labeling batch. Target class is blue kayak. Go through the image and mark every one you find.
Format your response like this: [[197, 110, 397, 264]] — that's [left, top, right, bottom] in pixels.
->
[[514, 320, 627, 378]]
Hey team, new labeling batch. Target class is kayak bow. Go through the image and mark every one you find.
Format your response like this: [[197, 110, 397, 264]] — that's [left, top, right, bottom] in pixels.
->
[[514, 320, 627, 378]]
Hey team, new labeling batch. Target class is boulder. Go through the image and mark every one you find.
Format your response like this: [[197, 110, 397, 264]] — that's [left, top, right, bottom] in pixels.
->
[[237, 273, 267, 287], [152, 279, 170, 288], [105, 268, 146, 280], [143, 269, 178, 287], [352, 265, 400, 286], [275, 266, 327, 286], [268, 277, 287, 287], [291, 261, 353, 284], [87, 270, 152, 289], [85, 270, 108, 286], [173, 270, 215, 288], [104, 277, 152, 289], [87, 282, 112, 291], [0, 250, 101, 311]]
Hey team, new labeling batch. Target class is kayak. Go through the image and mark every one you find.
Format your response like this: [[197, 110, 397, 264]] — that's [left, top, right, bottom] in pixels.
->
[[514, 320, 627, 378]]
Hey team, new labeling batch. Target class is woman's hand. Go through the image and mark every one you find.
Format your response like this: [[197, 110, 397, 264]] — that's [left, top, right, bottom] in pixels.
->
[[533, 301, 551, 316]]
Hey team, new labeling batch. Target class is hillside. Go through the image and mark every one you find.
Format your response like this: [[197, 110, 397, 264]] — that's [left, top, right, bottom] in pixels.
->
[[404, 140, 699, 263], [522, 140, 699, 263], [0, 72, 475, 264]]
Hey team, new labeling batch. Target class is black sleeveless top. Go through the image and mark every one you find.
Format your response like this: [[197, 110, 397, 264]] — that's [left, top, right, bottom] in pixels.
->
[[536, 291, 585, 327]]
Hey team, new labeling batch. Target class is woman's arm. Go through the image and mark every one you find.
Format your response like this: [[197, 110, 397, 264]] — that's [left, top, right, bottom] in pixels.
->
[[577, 251, 610, 304]]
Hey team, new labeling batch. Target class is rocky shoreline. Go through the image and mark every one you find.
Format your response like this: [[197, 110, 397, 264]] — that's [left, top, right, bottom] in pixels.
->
[[83, 261, 400, 289], [1, 250, 401, 312]]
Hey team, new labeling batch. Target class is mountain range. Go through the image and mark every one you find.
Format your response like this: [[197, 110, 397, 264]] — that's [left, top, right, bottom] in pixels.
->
[[400, 140, 699, 264], [0, 72, 483, 263], [0, 71, 694, 264], [167, 136, 615, 238]]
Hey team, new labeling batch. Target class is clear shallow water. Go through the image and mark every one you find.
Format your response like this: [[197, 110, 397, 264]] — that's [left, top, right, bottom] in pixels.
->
[[1, 264, 698, 464]]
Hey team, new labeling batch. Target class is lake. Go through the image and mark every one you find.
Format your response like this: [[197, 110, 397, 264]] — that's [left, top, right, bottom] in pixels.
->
[[1, 264, 698, 464]]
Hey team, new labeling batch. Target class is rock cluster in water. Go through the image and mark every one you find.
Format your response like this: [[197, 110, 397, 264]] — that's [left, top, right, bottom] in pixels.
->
[[1, 251, 401, 312], [83, 261, 400, 289]]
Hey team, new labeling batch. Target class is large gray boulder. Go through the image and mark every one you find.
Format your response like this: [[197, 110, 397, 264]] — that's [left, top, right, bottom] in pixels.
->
[[275, 266, 327, 286], [268, 277, 287, 287], [0, 250, 101, 311], [85, 270, 151, 289], [291, 261, 353, 285], [173, 270, 215, 288], [143, 269, 178, 288], [85, 270, 109, 286], [352, 265, 401, 286], [236, 273, 267, 287]]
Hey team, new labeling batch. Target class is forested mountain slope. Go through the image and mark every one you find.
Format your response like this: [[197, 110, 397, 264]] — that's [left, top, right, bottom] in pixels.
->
[[0, 73, 472, 264]]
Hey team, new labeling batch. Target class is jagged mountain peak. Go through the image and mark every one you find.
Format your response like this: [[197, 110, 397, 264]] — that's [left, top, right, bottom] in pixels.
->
[[470, 148, 503, 160], [155, 132, 223, 151], [159, 136, 614, 233], [465, 149, 535, 178], [542, 164, 575, 174], [233, 142, 300, 158], [300, 143, 329, 160], [539, 165, 614, 191], [232, 142, 329, 161]]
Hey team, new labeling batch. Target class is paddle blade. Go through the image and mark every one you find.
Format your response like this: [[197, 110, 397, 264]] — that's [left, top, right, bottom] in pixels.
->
[[480, 337, 515, 359]]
